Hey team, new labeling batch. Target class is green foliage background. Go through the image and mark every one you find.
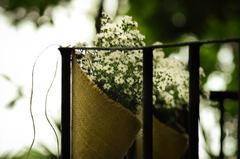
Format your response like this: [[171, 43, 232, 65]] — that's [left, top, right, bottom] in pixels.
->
[[1, 0, 240, 158], [127, 0, 240, 42]]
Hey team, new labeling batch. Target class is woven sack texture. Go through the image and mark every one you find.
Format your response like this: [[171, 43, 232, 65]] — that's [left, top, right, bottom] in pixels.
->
[[136, 116, 188, 159], [72, 56, 141, 159]]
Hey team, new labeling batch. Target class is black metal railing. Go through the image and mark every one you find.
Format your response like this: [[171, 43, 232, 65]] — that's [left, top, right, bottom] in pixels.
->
[[59, 37, 240, 159], [210, 91, 239, 159]]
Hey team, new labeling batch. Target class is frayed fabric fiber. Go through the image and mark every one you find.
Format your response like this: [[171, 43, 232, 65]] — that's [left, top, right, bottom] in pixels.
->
[[72, 56, 141, 159]]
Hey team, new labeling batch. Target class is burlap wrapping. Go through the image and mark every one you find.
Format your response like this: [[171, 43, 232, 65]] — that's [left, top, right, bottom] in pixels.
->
[[136, 116, 188, 159], [72, 56, 141, 159]]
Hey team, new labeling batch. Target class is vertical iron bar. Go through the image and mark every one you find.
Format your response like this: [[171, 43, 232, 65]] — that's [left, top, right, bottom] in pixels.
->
[[219, 100, 224, 159], [188, 44, 200, 159], [238, 42, 240, 159], [59, 48, 71, 159], [143, 48, 153, 159]]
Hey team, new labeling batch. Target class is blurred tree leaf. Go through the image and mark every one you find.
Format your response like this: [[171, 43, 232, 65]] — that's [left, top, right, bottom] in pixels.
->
[[7, 86, 24, 108], [0, 148, 57, 159], [127, 0, 240, 43], [0, 0, 71, 27], [0, 74, 11, 81], [54, 119, 61, 133], [224, 100, 238, 116], [0, 74, 24, 108], [200, 44, 219, 76]]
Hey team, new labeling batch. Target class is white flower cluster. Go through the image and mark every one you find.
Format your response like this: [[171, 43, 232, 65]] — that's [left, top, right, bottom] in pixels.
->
[[152, 47, 207, 109], [77, 13, 145, 113], [76, 13, 206, 113], [94, 13, 145, 47], [153, 49, 189, 109]]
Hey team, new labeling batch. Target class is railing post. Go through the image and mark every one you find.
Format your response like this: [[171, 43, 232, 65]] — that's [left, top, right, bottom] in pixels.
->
[[188, 44, 200, 159], [238, 42, 240, 159], [210, 91, 240, 158], [59, 48, 72, 159], [143, 48, 153, 159], [219, 100, 224, 159]]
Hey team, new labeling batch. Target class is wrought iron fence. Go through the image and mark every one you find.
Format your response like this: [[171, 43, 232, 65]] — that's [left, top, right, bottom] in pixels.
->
[[210, 91, 239, 159], [59, 37, 240, 159]]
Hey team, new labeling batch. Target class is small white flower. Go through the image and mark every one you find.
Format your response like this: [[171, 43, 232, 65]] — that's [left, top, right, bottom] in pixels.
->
[[103, 83, 111, 90], [126, 77, 134, 85], [114, 75, 124, 84]]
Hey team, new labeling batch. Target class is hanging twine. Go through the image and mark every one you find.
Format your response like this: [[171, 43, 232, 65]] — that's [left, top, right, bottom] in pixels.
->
[[26, 44, 60, 159]]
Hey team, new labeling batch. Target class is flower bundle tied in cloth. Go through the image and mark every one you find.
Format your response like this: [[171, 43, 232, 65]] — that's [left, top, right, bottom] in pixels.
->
[[72, 56, 141, 159], [73, 13, 208, 159]]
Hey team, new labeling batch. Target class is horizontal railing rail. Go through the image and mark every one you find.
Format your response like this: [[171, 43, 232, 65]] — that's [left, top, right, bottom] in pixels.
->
[[210, 91, 238, 100], [59, 37, 240, 51]]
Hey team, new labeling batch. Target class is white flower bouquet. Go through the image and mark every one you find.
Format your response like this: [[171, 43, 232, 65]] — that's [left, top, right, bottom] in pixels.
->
[[74, 12, 208, 159], [76, 13, 207, 132]]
